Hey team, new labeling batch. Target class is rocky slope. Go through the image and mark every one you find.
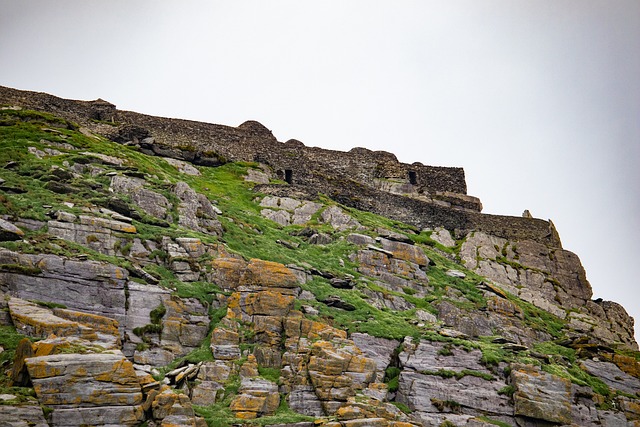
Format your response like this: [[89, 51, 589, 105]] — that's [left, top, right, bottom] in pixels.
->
[[0, 86, 638, 427]]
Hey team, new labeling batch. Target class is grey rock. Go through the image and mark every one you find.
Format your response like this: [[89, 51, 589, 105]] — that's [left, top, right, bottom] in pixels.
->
[[10, 217, 46, 231], [0, 218, 24, 241], [262, 208, 291, 226], [511, 363, 572, 424], [351, 332, 399, 382], [365, 245, 394, 257], [163, 157, 201, 175], [430, 227, 456, 247], [49, 406, 144, 427], [376, 228, 413, 244], [301, 305, 319, 316], [197, 361, 232, 382], [415, 309, 437, 323], [288, 385, 325, 416], [322, 295, 356, 311], [0, 405, 48, 427], [133, 347, 175, 366], [460, 232, 593, 312], [292, 201, 322, 225], [446, 269, 466, 278], [0, 250, 129, 327], [48, 219, 119, 256], [212, 344, 241, 360], [56, 210, 78, 222], [174, 181, 222, 234], [264, 423, 315, 427], [260, 196, 301, 210], [191, 380, 224, 405], [298, 290, 316, 301], [320, 206, 362, 230], [25, 351, 143, 407], [110, 175, 171, 220], [399, 339, 490, 373], [397, 370, 511, 416], [580, 359, 640, 395], [78, 215, 137, 233], [80, 151, 125, 166], [309, 232, 332, 245], [347, 233, 376, 246], [245, 168, 271, 184], [28, 146, 46, 158]]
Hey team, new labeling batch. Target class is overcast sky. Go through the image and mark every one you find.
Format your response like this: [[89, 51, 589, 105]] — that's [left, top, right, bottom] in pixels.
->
[[2, 1, 639, 341]]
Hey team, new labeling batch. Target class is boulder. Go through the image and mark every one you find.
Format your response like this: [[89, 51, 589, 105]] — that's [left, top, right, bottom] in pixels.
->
[[379, 239, 428, 267], [430, 227, 456, 248], [174, 181, 222, 234], [240, 259, 299, 290], [347, 233, 376, 246], [0, 218, 24, 241], [164, 157, 201, 175], [110, 175, 171, 220], [320, 206, 362, 231]]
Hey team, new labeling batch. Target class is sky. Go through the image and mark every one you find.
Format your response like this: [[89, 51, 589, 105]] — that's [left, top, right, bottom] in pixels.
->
[[1, 1, 639, 342]]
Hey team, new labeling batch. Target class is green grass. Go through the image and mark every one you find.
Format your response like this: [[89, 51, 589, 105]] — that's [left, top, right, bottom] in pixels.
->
[[257, 367, 281, 384], [476, 416, 514, 427], [3, 108, 637, 423], [0, 325, 39, 404], [420, 369, 495, 381], [532, 341, 576, 363], [299, 277, 423, 340], [542, 364, 610, 396]]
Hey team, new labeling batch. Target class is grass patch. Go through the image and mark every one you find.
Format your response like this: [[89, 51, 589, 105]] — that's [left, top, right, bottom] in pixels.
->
[[257, 367, 281, 384], [421, 369, 494, 381], [476, 416, 514, 427], [542, 364, 610, 396]]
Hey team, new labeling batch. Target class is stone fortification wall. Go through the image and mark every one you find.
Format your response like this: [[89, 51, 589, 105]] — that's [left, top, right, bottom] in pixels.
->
[[0, 85, 559, 247], [0, 86, 467, 196]]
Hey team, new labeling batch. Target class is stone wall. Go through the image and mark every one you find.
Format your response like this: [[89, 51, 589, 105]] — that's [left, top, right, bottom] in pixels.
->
[[0, 85, 560, 247]]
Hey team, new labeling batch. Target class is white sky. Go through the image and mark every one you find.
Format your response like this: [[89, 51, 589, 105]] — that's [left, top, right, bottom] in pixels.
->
[[2, 1, 639, 341]]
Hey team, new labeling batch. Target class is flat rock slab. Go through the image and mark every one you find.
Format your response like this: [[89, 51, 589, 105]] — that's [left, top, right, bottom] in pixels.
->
[[8, 297, 93, 340], [511, 363, 572, 424], [25, 351, 143, 407], [0, 218, 24, 241], [0, 404, 48, 427], [399, 340, 489, 373], [164, 157, 201, 175], [581, 359, 640, 396], [49, 405, 144, 427], [397, 371, 511, 416]]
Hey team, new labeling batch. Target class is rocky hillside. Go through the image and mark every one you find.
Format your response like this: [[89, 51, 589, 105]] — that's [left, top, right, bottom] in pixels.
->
[[0, 87, 638, 427]]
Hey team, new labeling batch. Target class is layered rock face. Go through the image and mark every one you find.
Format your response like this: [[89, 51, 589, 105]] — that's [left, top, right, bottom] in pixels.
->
[[0, 87, 638, 427]]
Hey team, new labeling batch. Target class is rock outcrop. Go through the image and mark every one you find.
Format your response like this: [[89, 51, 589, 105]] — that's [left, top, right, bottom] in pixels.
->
[[0, 86, 637, 427]]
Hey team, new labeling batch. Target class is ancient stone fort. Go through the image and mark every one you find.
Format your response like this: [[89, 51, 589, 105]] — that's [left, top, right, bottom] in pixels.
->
[[0, 85, 559, 247], [1, 85, 639, 427]]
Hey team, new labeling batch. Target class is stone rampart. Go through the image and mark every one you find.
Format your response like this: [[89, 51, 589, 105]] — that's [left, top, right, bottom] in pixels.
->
[[0, 85, 561, 247]]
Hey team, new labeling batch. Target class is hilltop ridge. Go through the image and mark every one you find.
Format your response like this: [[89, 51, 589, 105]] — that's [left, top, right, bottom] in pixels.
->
[[0, 86, 638, 427]]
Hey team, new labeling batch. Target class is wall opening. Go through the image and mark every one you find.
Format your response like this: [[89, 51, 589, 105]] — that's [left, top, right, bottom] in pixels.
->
[[285, 169, 293, 184], [408, 171, 417, 185]]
